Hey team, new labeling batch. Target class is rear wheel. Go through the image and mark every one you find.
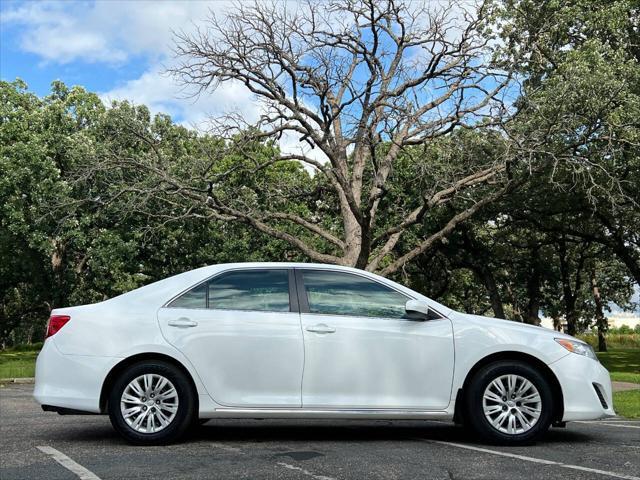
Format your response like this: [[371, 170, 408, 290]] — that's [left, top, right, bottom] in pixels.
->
[[465, 361, 554, 445], [108, 361, 196, 445]]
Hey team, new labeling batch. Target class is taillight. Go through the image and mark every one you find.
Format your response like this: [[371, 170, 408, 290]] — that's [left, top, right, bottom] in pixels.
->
[[46, 315, 71, 339]]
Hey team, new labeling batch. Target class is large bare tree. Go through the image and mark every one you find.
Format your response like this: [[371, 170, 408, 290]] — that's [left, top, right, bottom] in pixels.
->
[[94, 0, 516, 275], [168, 0, 516, 274]]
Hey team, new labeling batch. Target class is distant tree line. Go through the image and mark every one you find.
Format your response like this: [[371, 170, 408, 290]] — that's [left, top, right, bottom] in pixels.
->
[[1, 0, 638, 348]]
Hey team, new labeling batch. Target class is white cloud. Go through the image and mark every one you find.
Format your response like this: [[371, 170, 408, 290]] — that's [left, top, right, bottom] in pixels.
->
[[1, 0, 219, 64], [2, 1, 123, 63], [101, 66, 262, 129]]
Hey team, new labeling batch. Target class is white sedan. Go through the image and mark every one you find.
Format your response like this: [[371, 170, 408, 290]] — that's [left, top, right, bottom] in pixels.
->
[[34, 263, 614, 445]]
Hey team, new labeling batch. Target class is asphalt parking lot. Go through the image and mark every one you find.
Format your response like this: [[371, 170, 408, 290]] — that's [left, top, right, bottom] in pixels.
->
[[1, 384, 638, 480]]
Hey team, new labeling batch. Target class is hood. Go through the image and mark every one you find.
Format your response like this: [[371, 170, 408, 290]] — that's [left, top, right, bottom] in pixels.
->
[[453, 312, 579, 342]]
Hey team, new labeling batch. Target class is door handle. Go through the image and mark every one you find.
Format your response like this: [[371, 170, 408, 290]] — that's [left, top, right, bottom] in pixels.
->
[[168, 318, 198, 328], [306, 323, 336, 334]]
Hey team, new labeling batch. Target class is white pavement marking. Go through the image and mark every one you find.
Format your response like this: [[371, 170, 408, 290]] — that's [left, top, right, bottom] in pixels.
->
[[588, 419, 640, 423], [422, 440, 640, 480], [36, 446, 102, 480], [575, 421, 640, 429], [277, 462, 336, 480]]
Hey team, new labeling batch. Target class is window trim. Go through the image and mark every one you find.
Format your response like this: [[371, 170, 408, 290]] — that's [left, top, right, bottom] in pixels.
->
[[164, 267, 297, 313], [295, 268, 414, 319], [165, 280, 209, 310]]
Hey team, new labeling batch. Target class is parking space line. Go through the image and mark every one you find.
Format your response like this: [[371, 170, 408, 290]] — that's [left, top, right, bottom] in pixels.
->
[[36, 446, 102, 480], [420, 440, 640, 480], [596, 423, 640, 430], [575, 421, 640, 429], [277, 462, 336, 480]]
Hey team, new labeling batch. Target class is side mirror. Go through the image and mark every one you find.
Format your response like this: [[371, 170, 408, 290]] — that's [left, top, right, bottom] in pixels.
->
[[405, 300, 439, 321]]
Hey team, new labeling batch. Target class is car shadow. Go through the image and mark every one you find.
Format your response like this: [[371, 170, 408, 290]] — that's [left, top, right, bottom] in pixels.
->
[[38, 417, 593, 447], [190, 419, 593, 446]]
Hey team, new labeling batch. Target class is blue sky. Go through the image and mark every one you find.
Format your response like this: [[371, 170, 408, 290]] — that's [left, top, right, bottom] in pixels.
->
[[0, 2, 149, 94], [0, 0, 259, 126]]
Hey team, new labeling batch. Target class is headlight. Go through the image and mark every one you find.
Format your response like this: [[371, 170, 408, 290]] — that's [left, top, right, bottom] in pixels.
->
[[555, 338, 598, 361]]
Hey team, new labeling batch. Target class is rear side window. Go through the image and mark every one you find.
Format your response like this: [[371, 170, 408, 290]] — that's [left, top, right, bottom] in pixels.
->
[[209, 269, 290, 312], [168, 282, 207, 309], [168, 269, 291, 312], [301, 270, 408, 318]]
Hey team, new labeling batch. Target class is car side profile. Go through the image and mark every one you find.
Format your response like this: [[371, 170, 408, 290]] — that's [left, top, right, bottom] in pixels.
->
[[34, 263, 614, 445]]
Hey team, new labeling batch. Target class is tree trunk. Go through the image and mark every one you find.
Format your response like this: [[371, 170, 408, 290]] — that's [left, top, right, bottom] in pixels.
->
[[26, 324, 34, 345], [565, 309, 578, 336], [505, 284, 524, 322], [558, 238, 578, 335], [590, 268, 608, 352], [524, 247, 542, 325], [477, 267, 506, 319]]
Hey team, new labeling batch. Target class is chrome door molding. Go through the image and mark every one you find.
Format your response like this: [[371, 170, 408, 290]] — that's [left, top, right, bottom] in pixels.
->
[[206, 407, 452, 420]]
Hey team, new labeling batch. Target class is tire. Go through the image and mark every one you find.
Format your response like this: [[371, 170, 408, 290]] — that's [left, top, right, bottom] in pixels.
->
[[108, 360, 196, 445], [464, 360, 554, 445]]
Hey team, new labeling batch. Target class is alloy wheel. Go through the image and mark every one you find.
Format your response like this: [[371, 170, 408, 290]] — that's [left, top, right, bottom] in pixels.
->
[[120, 374, 179, 434], [482, 374, 542, 435]]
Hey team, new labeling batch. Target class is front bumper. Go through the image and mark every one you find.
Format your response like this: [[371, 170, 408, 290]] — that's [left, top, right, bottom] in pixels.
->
[[549, 352, 616, 421], [34, 339, 121, 413]]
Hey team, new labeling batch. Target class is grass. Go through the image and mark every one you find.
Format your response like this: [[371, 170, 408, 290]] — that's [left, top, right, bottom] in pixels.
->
[[612, 390, 640, 419], [578, 333, 640, 349], [0, 343, 41, 379], [595, 348, 640, 384], [594, 348, 640, 419]]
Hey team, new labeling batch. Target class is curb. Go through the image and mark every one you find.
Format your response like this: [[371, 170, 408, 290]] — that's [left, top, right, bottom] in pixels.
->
[[0, 377, 35, 385]]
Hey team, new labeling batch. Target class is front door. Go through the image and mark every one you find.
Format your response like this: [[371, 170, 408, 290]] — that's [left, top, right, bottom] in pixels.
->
[[158, 268, 303, 408], [297, 269, 454, 410]]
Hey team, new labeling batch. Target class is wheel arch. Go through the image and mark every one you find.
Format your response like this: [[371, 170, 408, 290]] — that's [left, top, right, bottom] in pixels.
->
[[453, 351, 564, 424], [99, 352, 199, 413]]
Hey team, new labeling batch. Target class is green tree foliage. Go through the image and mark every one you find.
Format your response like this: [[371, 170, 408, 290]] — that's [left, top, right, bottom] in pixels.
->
[[398, 0, 639, 339], [0, 80, 293, 346], [500, 0, 640, 281]]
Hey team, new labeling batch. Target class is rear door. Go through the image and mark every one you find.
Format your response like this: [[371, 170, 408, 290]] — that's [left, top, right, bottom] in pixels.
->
[[158, 268, 304, 408]]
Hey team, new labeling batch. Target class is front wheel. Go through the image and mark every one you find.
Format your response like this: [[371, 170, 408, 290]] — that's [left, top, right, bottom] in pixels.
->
[[108, 361, 196, 445], [465, 361, 554, 445]]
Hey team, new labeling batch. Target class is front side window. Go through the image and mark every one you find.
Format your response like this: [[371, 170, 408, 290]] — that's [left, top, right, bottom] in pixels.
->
[[301, 270, 408, 318], [209, 269, 290, 312]]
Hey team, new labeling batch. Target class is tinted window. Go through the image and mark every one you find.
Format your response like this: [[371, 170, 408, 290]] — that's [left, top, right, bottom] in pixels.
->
[[302, 270, 408, 318], [209, 269, 290, 312], [168, 282, 207, 309]]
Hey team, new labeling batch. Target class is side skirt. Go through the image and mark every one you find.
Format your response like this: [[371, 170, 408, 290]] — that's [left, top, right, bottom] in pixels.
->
[[201, 408, 453, 420]]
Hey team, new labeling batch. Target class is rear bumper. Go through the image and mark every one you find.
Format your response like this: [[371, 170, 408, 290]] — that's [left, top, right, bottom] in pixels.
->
[[549, 353, 616, 421], [41, 404, 97, 415], [33, 339, 121, 413]]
